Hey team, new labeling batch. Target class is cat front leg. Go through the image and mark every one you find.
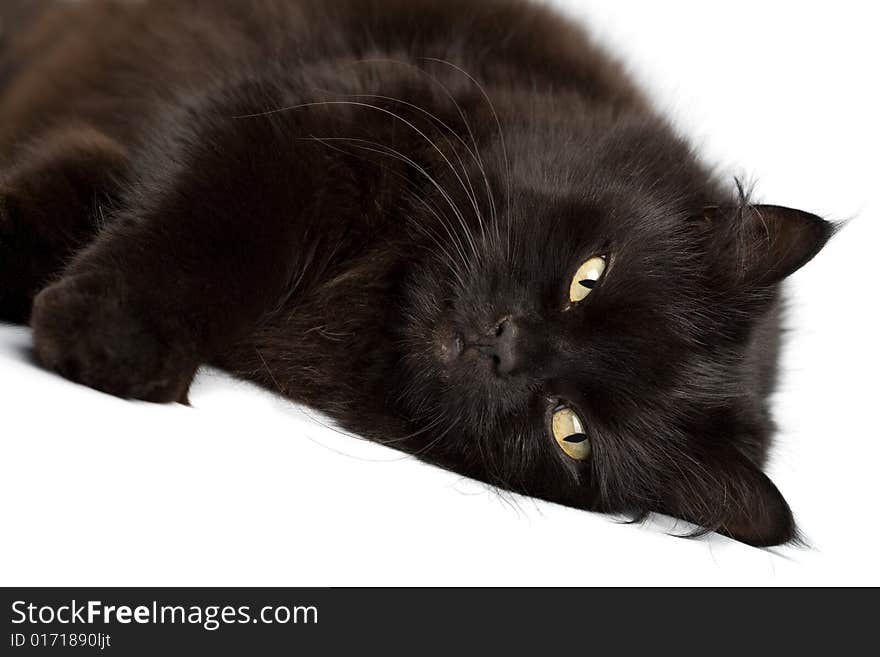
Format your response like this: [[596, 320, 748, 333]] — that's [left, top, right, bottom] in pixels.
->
[[29, 202, 302, 403], [28, 113, 326, 403], [29, 186, 305, 403]]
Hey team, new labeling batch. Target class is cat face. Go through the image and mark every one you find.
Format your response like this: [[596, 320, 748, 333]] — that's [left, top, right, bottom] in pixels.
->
[[396, 115, 832, 546]]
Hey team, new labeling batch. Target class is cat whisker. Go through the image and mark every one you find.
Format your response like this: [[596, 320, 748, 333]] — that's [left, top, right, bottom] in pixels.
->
[[422, 58, 511, 259], [405, 219, 469, 288], [345, 58, 500, 240], [255, 346, 287, 396], [400, 181, 474, 285], [370, 412, 447, 446], [294, 131, 473, 276], [240, 98, 482, 263], [313, 84, 490, 246], [301, 134, 479, 266], [395, 412, 461, 460], [342, 91, 488, 240]]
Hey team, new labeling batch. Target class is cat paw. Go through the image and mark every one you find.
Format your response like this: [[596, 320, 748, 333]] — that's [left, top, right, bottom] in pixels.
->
[[31, 274, 199, 403]]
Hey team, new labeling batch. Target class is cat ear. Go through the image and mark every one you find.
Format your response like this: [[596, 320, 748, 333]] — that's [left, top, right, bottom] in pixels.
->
[[700, 204, 834, 286], [713, 457, 796, 547], [663, 450, 796, 547]]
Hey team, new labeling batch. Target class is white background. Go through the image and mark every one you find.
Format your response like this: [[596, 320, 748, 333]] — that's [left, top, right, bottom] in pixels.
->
[[1, 0, 878, 586]]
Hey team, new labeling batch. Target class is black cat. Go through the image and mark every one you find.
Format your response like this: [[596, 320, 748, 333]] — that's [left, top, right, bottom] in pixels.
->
[[0, 0, 833, 546]]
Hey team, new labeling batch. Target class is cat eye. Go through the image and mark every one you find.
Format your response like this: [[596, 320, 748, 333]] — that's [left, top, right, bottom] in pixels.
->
[[551, 405, 591, 461], [568, 255, 607, 304]]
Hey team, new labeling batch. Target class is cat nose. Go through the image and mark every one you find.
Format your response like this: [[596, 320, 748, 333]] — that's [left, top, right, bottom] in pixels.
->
[[489, 317, 522, 376]]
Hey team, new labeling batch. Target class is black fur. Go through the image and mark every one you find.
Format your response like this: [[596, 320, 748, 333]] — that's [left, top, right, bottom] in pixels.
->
[[0, 0, 833, 546]]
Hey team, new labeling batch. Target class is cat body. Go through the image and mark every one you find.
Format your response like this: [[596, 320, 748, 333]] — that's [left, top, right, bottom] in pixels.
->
[[0, 0, 832, 545]]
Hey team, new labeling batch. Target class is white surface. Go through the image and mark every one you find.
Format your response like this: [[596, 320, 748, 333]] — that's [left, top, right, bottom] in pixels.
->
[[1, 0, 878, 586]]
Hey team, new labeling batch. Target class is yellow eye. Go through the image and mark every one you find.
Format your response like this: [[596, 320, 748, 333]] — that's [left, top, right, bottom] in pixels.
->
[[551, 406, 591, 461], [568, 256, 607, 304]]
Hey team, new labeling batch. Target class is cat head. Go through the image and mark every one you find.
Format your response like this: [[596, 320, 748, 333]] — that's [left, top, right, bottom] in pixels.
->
[[395, 108, 833, 547]]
